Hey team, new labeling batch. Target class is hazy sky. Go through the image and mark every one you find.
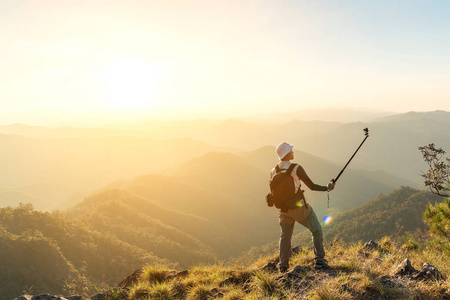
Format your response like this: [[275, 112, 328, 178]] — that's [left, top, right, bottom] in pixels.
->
[[1, 0, 449, 125]]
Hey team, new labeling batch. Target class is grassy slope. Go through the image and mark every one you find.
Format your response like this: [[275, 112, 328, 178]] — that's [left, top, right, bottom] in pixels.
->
[[100, 237, 450, 300], [84, 187, 450, 299]]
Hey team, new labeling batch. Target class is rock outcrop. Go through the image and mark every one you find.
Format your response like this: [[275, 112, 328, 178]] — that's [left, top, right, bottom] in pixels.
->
[[392, 258, 444, 281], [414, 262, 443, 281], [392, 258, 418, 276], [363, 240, 379, 251]]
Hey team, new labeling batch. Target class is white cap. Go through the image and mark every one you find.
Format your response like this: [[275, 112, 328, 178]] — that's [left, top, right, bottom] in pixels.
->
[[276, 142, 293, 160]]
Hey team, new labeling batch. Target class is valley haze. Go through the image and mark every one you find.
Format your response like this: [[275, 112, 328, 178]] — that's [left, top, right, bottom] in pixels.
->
[[0, 108, 448, 211]]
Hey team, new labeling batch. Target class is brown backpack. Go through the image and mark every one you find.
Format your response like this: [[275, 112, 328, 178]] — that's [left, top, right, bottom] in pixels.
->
[[266, 164, 304, 212]]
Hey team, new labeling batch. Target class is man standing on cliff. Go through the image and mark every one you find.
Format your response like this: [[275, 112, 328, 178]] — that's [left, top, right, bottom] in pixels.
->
[[269, 142, 335, 272]]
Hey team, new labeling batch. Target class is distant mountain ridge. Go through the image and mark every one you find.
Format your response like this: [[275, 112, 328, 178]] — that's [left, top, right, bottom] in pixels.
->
[[375, 110, 450, 123], [0, 133, 235, 210], [249, 108, 396, 123], [1, 109, 448, 211]]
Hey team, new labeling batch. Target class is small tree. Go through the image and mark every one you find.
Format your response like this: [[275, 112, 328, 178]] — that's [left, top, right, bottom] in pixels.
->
[[418, 143, 450, 197], [419, 143, 450, 243], [423, 198, 450, 240]]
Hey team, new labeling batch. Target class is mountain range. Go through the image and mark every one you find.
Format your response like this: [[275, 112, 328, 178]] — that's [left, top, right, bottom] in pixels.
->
[[1, 109, 449, 297], [1, 110, 448, 211]]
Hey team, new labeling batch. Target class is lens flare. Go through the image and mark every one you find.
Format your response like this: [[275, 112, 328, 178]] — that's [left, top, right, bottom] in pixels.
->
[[323, 216, 333, 225]]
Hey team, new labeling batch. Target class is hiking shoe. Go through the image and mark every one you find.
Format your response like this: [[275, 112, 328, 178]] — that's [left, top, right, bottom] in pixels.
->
[[314, 260, 330, 269], [279, 267, 288, 273]]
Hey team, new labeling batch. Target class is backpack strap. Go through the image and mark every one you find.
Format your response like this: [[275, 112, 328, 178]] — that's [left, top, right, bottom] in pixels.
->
[[286, 163, 297, 175], [274, 163, 297, 175], [275, 165, 281, 173]]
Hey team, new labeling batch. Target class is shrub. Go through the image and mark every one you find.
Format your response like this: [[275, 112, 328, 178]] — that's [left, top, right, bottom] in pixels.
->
[[147, 282, 176, 300], [186, 283, 214, 300], [141, 264, 170, 284], [127, 282, 150, 299], [402, 236, 420, 251]]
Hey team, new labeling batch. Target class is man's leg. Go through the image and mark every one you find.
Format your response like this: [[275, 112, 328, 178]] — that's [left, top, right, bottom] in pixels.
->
[[299, 209, 326, 263], [279, 213, 295, 270]]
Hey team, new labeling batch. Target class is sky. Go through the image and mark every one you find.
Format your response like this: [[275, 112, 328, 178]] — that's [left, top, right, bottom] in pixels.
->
[[1, 0, 449, 125]]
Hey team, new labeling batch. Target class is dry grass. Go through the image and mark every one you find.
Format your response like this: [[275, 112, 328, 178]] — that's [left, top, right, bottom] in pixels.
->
[[250, 270, 283, 297], [127, 281, 151, 299], [185, 283, 215, 300], [140, 264, 171, 284], [122, 238, 449, 299]]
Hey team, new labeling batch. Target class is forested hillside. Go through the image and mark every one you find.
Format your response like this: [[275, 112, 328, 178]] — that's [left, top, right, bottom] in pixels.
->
[[68, 189, 233, 261], [0, 203, 167, 298], [320, 187, 444, 242]]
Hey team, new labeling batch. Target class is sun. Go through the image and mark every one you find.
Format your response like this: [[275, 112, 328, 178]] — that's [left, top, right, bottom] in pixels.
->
[[99, 59, 162, 110]]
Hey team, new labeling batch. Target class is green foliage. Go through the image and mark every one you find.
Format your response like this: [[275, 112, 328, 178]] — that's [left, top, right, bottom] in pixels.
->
[[424, 198, 450, 240], [75, 190, 216, 267], [402, 235, 420, 251], [427, 238, 450, 256], [0, 203, 165, 298]]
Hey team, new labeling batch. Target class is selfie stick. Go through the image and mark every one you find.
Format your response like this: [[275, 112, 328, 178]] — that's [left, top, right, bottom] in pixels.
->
[[328, 128, 369, 208]]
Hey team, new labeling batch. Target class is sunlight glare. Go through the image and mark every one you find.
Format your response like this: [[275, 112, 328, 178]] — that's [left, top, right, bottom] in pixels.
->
[[99, 59, 162, 110], [323, 215, 333, 225]]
